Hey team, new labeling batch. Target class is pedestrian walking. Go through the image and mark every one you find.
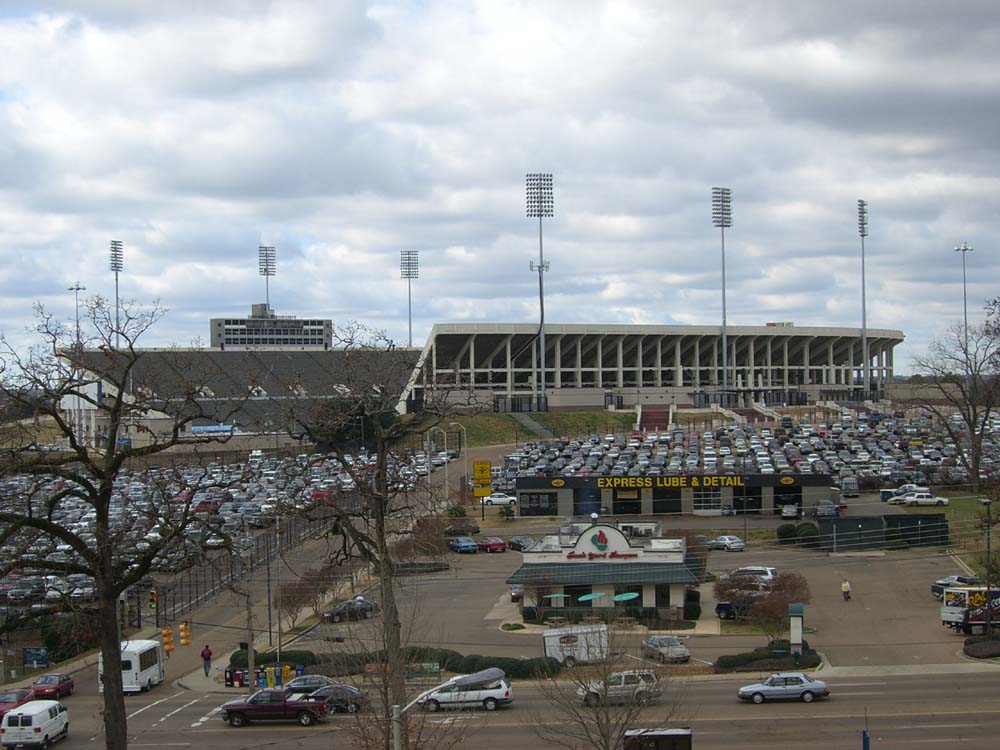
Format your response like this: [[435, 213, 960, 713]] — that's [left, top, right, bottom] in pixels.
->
[[201, 644, 213, 677], [841, 579, 852, 601]]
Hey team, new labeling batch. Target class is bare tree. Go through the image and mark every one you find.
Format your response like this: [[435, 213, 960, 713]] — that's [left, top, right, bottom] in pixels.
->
[[521, 567, 556, 624], [749, 573, 812, 644], [284, 322, 477, 750], [0, 298, 251, 750], [276, 578, 311, 631], [531, 622, 687, 750], [909, 321, 1000, 490]]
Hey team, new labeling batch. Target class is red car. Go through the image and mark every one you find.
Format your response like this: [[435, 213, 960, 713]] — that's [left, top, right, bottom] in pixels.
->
[[0, 688, 34, 719], [31, 673, 74, 698], [477, 537, 507, 553]]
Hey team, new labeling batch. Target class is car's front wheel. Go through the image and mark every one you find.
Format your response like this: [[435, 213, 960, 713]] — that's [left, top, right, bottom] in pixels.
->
[[486, 500, 494, 505], [426, 700, 440, 712], [751, 693, 765, 704], [228, 713, 247, 727], [800, 691, 815, 703]]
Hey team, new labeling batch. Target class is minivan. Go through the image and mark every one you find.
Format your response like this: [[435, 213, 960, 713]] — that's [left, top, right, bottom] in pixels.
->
[[1, 700, 69, 748], [416, 668, 512, 712]]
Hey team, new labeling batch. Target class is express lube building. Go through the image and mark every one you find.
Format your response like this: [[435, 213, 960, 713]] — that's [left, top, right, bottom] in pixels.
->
[[515, 473, 834, 517]]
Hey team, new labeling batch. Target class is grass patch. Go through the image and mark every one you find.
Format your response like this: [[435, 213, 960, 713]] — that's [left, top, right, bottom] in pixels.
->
[[721, 622, 817, 635], [501, 623, 525, 631], [442, 414, 540, 448], [532, 412, 637, 438]]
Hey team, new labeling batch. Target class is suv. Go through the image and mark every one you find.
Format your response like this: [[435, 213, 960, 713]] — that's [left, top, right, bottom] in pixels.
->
[[731, 566, 778, 583], [443, 522, 480, 537], [812, 500, 837, 518], [577, 670, 662, 706], [641, 635, 690, 664]]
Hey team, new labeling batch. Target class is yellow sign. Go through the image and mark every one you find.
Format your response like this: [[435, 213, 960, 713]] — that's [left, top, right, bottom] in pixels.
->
[[473, 461, 492, 483], [474, 486, 492, 497], [551, 478, 565, 487], [596, 475, 745, 489], [780, 476, 795, 485]]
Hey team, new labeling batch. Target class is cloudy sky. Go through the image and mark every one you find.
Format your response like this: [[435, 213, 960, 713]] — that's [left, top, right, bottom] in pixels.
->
[[1, 1, 997, 371]]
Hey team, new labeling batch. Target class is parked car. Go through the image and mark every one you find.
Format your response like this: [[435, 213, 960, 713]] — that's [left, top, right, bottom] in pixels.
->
[[510, 584, 524, 603], [508, 536, 536, 552], [641, 635, 690, 664], [738, 672, 830, 703], [30, 674, 74, 699], [707, 535, 745, 551], [730, 566, 779, 583], [447, 537, 479, 554], [416, 668, 512, 712], [577, 670, 662, 706], [0, 689, 34, 720], [283, 674, 339, 693], [812, 499, 837, 518], [303, 684, 369, 713], [321, 598, 379, 623], [903, 493, 949, 506], [477, 537, 507, 553], [780, 504, 801, 519], [481, 492, 516, 506], [443, 523, 480, 537], [931, 574, 982, 599], [220, 688, 329, 727]]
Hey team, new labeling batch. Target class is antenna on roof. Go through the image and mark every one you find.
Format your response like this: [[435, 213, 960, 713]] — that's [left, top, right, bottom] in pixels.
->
[[258, 241, 276, 307]]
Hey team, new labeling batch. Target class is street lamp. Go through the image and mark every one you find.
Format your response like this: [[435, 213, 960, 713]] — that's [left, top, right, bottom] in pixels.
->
[[259, 244, 276, 308], [858, 200, 870, 397], [980, 497, 993, 635], [712, 187, 732, 395], [955, 242, 973, 355], [400, 250, 419, 348], [109, 240, 123, 348], [526, 173, 553, 412], [430, 426, 448, 506], [449, 420, 468, 494]]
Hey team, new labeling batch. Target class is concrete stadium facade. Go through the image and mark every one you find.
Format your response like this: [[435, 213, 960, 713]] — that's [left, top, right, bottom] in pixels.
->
[[409, 323, 905, 410]]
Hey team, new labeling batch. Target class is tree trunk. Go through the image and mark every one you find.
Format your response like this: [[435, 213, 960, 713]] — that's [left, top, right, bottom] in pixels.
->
[[96, 587, 128, 750], [376, 504, 407, 750]]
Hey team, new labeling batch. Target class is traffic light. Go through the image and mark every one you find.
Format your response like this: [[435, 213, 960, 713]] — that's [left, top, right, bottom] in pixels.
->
[[162, 627, 174, 655], [149, 587, 158, 610], [179, 622, 190, 647]]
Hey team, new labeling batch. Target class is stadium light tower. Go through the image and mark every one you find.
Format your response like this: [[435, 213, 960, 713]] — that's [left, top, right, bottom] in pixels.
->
[[955, 242, 973, 355], [712, 187, 733, 392], [858, 200, 870, 397], [526, 173, 553, 411], [258, 244, 276, 307], [68, 282, 86, 348], [400, 250, 419, 347], [109, 240, 124, 348]]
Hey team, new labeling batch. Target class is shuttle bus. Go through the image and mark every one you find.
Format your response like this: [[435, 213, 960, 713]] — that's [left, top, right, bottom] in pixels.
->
[[98, 639, 164, 693]]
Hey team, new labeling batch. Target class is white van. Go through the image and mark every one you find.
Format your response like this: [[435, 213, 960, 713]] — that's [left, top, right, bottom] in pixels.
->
[[98, 640, 164, 693], [1, 700, 69, 748]]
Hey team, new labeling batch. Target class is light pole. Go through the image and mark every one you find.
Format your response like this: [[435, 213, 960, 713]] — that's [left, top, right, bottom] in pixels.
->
[[712, 187, 732, 395], [955, 242, 973, 355], [259, 244, 276, 308], [526, 173, 553, 412], [450, 421, 468, 504], [858, 200, 870, 397], [400, 250, 419, 348], [980, 497, 993, 635], [431, 426, 448, 506], [109, 240, 123, 348], [68, 282, 86, 347]]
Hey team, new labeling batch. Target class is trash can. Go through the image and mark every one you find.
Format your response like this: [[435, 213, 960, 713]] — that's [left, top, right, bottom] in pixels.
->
[[295, 664, 305, 677], [224, 668, 233, 688]]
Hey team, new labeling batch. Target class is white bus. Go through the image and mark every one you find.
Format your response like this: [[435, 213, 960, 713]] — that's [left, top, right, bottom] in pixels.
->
[[98, 639, 165, 693]]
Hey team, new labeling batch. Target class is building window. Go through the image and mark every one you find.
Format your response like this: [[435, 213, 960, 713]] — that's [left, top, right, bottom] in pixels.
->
[[652, 487, 682, 515], [693, 486, 721, 511], [564, 584, 593, 609], [521, 492, 557, 516], [612, 488, 641, 515]]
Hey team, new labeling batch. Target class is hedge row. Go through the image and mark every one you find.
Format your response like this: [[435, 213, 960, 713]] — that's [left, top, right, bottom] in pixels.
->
[[775, 522, 820, 548], [714, 639, 818, 673], [963, 634, 1000, 659], [231, 646, 560, 680]]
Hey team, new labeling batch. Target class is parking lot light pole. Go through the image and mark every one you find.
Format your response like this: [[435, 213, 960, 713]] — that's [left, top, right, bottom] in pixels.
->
[[431, 426, 448, 505], [712, 187, 732, 394], [980, 497, 993, 634], [526, 173, 553, 412], [955, 242, 973, 356], [449, 421, 468, 499], [858, 200, 870, 398]]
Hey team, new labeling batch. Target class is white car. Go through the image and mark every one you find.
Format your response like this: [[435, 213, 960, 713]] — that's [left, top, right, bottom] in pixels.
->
[[481, 492, 516, 506], [904, 493, 949, 506], [709, 535, 745, 551], [416, 668, 512, 712]]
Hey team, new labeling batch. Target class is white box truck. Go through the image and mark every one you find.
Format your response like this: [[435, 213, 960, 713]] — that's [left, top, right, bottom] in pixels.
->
[[543, 624, 608, 667]]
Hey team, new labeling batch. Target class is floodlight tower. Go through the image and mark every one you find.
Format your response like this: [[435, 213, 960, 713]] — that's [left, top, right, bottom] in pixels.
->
[[68, 282, 86, 347], [712, 187, 733, 392], [400, 250, 419, 347], [258, 244, 276, 307], [109, 240, 124, 347], [858, 200, 870, 397], [526, 173, 553, 411]]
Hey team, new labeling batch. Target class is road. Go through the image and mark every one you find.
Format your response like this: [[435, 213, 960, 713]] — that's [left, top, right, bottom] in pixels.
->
[[50, 669, 1000, 748]]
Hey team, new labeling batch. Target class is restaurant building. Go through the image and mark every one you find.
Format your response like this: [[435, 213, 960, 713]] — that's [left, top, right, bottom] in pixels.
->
[[514, 474, 834, 517], [506, 522, 701, 617]]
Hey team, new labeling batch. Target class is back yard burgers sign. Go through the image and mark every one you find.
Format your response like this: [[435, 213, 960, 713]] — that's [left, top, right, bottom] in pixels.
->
[[566, 525, 638, 561]]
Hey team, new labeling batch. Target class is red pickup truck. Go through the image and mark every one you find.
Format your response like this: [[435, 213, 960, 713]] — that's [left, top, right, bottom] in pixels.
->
[[221, 689, 328, 727]]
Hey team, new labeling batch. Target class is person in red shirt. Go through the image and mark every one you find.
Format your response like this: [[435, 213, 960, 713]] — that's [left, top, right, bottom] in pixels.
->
[[201, 645, 213, 677]]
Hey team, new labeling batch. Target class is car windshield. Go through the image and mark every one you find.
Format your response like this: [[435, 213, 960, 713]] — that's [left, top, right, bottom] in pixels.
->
[[0, 692, 23, 702], [36, 675, 58, 684]]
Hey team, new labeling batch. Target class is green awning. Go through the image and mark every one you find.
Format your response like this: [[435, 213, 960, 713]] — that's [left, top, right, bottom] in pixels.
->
[[507, 563, 700, 587]]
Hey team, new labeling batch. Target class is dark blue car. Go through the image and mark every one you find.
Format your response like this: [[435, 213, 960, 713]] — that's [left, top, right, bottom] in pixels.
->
[[448, 537, 479, 553]]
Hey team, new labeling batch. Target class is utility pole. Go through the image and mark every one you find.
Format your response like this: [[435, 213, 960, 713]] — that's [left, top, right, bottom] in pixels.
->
[[245, 564, 255, 694]]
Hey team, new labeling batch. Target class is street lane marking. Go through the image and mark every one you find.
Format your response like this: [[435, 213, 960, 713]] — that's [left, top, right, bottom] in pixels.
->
[[191, 703, 225, 728], [154, 697, 203, 726], [127, 692, 184, 720]]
